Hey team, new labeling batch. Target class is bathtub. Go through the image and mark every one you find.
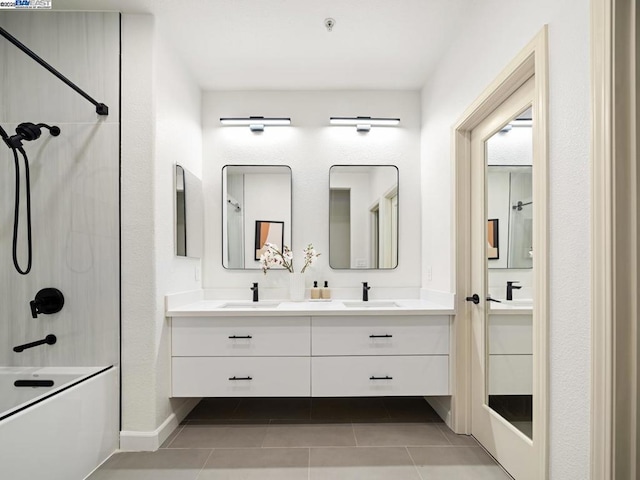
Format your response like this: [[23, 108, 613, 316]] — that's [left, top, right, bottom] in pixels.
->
[[0, 365, 119, 480]]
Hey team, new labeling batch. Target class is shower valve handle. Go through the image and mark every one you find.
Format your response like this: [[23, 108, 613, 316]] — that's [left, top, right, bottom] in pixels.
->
[[30, 288, 64, 319]]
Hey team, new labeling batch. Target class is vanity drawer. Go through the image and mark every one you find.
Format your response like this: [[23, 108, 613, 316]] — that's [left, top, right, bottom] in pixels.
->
[[172, 316, 310, 356], [311, 316, 449, 356], [488, 354, 532, 395], [172, 357, 311, 397], [488, 314, 532, 355], [311, 355, 449, 397]]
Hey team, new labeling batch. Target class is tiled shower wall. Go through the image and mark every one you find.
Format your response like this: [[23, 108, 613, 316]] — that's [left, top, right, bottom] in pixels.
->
[[0, 12, 120, 367]]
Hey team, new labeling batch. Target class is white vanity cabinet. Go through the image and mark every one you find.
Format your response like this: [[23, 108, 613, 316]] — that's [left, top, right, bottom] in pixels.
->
[[488, 312, 533, 395], [311, 316, 449, 396], [168, 304, 453, 398], [171, 316, 311, 397]]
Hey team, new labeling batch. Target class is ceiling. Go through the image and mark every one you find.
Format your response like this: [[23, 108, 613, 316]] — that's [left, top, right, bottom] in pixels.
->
[[54, 0, 468, 90]]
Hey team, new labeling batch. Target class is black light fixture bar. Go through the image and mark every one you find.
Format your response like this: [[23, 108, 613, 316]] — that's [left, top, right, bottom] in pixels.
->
[[0, 26, 109, 115]]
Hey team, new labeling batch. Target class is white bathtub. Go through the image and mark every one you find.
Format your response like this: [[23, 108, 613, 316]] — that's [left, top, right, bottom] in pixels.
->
[[0, 366, 119, 480]]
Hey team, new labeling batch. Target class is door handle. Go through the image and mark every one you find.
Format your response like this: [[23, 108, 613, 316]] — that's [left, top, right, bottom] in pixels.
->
[[465, 294, 480, 304]]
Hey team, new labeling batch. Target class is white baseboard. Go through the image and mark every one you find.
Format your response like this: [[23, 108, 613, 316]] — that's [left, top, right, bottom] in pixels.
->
[[425, 396, 452, 427], [119, 398, 200, 452]]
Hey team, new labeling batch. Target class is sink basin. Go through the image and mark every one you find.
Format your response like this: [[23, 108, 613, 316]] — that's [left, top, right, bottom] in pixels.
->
[[219, 301, 281, 309], [342, 301, 398, 308], [490, 299, 533, 310], [506, 299, 533, 305]]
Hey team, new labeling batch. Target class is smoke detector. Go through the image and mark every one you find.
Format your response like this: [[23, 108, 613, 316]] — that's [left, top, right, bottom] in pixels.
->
[[324, 18, 335, 32]]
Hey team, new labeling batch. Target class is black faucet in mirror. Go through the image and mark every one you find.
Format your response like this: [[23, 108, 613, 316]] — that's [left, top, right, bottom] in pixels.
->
[[362, 282, 371, 301], [506, 281, 522, 301], [30, 288, 64, 318], [250, 282, 259, 302]]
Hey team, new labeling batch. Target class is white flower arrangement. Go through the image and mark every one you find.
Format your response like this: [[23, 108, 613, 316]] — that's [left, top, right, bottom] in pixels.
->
[[259, 243, 320, 274]]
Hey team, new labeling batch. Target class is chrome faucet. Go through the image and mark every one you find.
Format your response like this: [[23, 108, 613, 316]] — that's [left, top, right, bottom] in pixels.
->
[[362, 282, 371, 301], [506, 281, 522, 301], [250, 282, 259, 302]]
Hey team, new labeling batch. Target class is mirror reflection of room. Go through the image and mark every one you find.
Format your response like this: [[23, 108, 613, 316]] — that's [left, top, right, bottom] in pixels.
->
[[329, 165, 398, 270], [175, 164, 204, 259], [222, 165, 292, 269], [485, 107, 533, 440]]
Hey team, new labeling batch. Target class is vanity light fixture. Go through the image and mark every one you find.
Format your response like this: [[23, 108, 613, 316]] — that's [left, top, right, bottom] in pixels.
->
[[500, 118, 532, 133], [329, 116, 400, 132], [219, 116, 291, 132]]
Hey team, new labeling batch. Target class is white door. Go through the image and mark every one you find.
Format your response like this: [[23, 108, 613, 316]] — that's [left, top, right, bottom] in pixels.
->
[[469, 76, 540, 479]]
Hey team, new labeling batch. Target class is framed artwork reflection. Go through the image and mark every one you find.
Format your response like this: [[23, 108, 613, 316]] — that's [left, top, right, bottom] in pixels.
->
[[487, 218, 499, 260], [255, 220, 284, 260]]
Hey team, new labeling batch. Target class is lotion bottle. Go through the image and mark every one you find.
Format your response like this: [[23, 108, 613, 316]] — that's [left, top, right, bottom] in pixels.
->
[[310, 281, 321, 299], [321, 280, 331, 299]]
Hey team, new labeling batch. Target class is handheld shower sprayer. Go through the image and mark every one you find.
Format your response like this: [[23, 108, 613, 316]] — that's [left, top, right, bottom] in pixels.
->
[[2, 122, 60, 149], [0, 121, 61, 275]]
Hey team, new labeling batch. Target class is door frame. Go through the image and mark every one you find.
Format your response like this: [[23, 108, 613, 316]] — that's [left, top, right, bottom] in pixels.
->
[[452, 26, 549, 475], [590, 0, 638, 478]]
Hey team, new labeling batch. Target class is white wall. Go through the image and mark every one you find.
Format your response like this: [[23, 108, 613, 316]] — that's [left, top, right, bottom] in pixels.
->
[[420, 1, 590, 478], [0, 12, 119, 369], [202, 91, 421, 295], [330, 172, 372, 267], [121, 14, 203, 434]]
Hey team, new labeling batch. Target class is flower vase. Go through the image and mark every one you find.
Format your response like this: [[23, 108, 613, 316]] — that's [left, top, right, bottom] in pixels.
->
[[289, 272, 306, 301]]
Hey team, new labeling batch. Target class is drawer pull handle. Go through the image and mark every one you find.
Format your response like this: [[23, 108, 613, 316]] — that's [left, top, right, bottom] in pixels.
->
[[370, 375, 393, 380], [369, 334, 393, 338], [229, 335, 252, 339], [228, 376, 253, 381]]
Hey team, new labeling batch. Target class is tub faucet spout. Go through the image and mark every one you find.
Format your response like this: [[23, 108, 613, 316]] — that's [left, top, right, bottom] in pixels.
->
[[250, 283, 259, 302]]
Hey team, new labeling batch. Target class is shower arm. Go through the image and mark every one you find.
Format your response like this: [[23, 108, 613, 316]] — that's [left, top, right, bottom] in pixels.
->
[[0, 26, 109, 116]]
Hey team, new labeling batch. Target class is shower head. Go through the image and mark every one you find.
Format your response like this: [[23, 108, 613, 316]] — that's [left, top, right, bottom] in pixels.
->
[[1, 122, 61, 149]]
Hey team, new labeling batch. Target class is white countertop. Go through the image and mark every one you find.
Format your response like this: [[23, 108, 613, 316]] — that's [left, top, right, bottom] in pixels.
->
[[489, 300, 533, 315], [167, 299, 455, 317]]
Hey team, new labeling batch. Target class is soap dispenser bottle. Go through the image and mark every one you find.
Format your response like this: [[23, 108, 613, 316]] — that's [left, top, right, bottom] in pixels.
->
[[311, 281, 321, 300], [321, 281, 331, 299]]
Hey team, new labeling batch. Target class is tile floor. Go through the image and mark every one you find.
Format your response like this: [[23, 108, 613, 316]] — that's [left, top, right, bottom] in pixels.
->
[[88, 397, 513, 480]]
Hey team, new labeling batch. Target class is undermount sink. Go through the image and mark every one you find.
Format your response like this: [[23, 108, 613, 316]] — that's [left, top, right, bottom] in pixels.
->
[[491, 299, 533, 310], [219, 301, 281, 309], [342, 301, 399, 308]]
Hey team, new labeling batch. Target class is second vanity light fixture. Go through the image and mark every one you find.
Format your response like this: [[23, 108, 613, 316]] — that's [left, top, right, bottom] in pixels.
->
[[220, 116, 291, 132], [330, 116, 400, 132]]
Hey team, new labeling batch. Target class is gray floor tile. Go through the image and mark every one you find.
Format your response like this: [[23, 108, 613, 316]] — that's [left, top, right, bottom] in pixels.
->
[[169, 424, 268, 449], [383, 397, 443, 422], [263, 423, 357, 447], [310, 447, 421, 480], [511, 421, 533, 439], [232, 397, 311, 420], [311, 397, 389, 421], [185, 398, 241, 421], [197, 448, 309, 480], [187, 419, 271, 426], [353, 422, 450, 446], [87, 449, 212, 480], [161, 424, 186, 448], [408, 446, 513, 480], [437, 424, 479, 446]]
